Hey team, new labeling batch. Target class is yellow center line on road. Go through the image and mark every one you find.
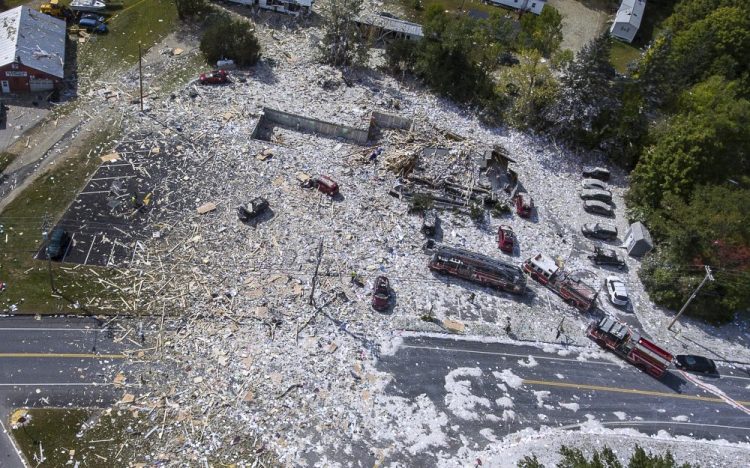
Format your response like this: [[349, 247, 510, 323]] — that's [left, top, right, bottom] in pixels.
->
[[522, 379, 750, 407], [0, 353, 126, 359]]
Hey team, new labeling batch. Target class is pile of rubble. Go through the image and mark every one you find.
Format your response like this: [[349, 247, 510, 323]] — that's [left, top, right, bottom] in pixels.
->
[[68, 4, 750, 464]]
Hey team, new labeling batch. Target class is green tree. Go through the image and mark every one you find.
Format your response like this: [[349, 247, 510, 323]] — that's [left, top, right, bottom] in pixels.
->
[[200, 15, 261, 67], [472, 12, 518, 69], [318, 0, 368, 67], [518, 6, 564, 57], [174, 0, 206, 20], [629, 76, 750, 209], [499, 49, 559, 128], [517, 445, 693, 468], [545, 33, 619, 146], [385, 39, 417, 75], [639, 185, 750, 322], [414, 6, 493, 103]]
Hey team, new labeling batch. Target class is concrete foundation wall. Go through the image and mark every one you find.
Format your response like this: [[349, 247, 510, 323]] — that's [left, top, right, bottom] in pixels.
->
[[261, 107, 369, 145], [371, 111, 412, 131]]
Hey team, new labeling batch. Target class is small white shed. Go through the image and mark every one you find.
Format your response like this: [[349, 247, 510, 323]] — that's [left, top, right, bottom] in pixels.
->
[[488, 0, 546, 15], [610, 0, 646, 43]]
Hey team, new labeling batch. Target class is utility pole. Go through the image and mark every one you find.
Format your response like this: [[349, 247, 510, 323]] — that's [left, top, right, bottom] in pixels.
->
[[667, 266, 714, 331], [138, 42, 144, 112], [41, 212, 55, 294]]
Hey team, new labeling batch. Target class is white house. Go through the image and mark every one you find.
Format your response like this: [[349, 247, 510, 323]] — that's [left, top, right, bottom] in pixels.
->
[[487, 0, 546, 15], [610, 0, 646, 43], [227, 0, 313, 17]]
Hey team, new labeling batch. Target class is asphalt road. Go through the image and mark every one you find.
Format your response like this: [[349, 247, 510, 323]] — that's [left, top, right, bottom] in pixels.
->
[[0, 316, 131, 468], [378, 334, 750, 465]]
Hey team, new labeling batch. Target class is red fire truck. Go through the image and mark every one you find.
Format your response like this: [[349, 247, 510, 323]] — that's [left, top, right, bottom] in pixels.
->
[[588, 316, 674, 378], [428, 245, 526, 295], [523, 253, 598, 311]]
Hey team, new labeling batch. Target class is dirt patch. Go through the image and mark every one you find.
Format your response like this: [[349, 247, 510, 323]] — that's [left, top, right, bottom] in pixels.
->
[[548, 0, 614, 52]]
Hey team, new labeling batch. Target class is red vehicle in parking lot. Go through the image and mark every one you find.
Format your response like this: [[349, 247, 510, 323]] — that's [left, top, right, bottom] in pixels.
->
[[315, 175, 339, 195], [497, 225, 515, 253], [199, 70, 229, 85], [515, 192, 533, 218], [372, 276, 390, 311]]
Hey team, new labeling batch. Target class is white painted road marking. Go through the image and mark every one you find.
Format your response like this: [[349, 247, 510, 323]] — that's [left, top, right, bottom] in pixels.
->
[[83, 234, 96, 265], [401, 344, 617, 366]]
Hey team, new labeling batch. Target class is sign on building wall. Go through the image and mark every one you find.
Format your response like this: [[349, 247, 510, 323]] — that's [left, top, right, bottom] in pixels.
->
[[5, 71, 28, 77]]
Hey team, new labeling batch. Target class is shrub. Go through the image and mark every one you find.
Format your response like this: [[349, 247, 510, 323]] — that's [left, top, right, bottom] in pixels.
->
[[200, 15, 261, 67]]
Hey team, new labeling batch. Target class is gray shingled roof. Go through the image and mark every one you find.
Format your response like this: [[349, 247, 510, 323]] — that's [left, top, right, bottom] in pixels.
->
[[0, 6, 66, 78]]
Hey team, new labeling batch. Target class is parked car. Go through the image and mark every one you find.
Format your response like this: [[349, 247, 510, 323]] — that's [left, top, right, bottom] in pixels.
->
[[237, 197, 269, 222], [674, 355, 718, 374], [497, 225, 515, 253], [371, 276, 390, 311], [314, 175, 339, 195], [580, 189, 612, 202], [515, 192, 533, 218], [421, 209, 438, 236], [605, 276, 629, 306], [581, 178, 608, 190], [78, 15, 107, 33], [588, 246, 625, 269], [582, 166, 610, 181], [583, 200, 614, 217], [199, 70, 229, 85], [581, 223, 618, 241], [46, 227, 70, 260]]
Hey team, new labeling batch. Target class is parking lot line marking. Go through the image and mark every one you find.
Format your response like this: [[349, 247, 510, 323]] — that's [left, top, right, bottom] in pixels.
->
[[79, 190, 112, 195], [401, 344, 616, 366], [84, 234, 97, 265], [90, 175, 135, 181], [0, 353, 125, 359], [522, 378, 750, 407], [560, 419, 750, 433]]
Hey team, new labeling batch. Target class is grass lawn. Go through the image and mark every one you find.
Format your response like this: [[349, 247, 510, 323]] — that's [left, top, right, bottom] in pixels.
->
[[388, 0, 505, 22], [0, 124, 119, 314], [75, 0, 179, 85], [12, 407, 278, 466], [0, 151, 17, 173], [12, 408, 147, 467], [610, 40, 641, 74]]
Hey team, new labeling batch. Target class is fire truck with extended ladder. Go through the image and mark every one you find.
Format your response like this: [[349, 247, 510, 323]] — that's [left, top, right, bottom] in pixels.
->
[[588, 316, 674, 378], [522, 253, 598, 311], [428, 245, 526, 295]]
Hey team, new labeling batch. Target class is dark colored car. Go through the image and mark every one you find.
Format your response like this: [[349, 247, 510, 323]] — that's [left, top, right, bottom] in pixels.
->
[[515, 192, 533, 218], [199, 70, 229, 85], [581, 223, 618, 241], [315, 175, 339, 195], [581, 178, 608, 190], [79, 15, 107, 33], [582, 166, 611, 181], [46, 227, 70, 260], [497, 225, 515, 253], [583, 200, 614, 217], [675, 355, 718, 374], [237, 197, 269, 222], [588, 246, 625, 269], [421, 209, 437, 236], [372, 276, 390, 311]]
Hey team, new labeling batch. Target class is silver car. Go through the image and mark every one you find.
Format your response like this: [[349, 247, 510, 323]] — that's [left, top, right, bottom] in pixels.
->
[[584, 200, 614, 216], [580, 188, 612, 202]]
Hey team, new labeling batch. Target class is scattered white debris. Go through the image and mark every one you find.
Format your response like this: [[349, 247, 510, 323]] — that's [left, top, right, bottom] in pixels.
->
[[533, 390, 551, 408], [613, 411, 627, 420], [518, 356, 538, 368], [559, 402, 580, 412], [493, 369, 524, 389], [444, 368, 491, 420], [672, 415, 689, 422], [495, 396, 514, 408]]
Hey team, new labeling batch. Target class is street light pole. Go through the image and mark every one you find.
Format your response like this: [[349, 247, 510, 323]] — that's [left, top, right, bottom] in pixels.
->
[[667, 266, 714, 331]]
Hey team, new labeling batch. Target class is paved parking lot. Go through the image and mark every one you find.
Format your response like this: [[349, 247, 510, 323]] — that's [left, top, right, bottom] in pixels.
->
[[37, 142, 173, 267]]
